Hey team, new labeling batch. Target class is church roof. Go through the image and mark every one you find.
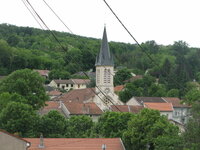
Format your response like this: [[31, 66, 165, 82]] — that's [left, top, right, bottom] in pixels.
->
[[54, 88, 96, 103], [63, 102, 103, 115], [95, 27, 114, 66]]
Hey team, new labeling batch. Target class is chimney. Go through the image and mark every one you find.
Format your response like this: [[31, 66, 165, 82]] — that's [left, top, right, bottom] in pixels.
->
[[38, 134, 45, 148], [102, 144, 106, 150]]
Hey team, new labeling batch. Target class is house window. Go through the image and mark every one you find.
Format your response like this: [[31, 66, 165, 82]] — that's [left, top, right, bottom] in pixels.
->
[[78, 84, 80, 88], [71, 84, 73, 87], [66, 84, 69, 87], [57, 84, 60, 88], [62, 86, 65, 89]]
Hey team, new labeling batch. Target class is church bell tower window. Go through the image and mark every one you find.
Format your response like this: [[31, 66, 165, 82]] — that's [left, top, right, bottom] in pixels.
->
[[97, 69, 100, 84]]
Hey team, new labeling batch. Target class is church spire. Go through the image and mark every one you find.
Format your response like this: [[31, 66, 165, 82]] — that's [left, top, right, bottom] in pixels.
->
[[95, 27, 114, 66]]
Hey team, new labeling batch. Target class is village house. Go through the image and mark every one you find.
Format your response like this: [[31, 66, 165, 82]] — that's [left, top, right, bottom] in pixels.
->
[[114, 85, 125, 94], [61, 102, 103, 122], [163, 97, 191, 124], [0, 129, 30, 150], [38, 101, 63, 116], [143, 102, 173, 119], [24, 137, 126, 150], [34, 69, 50, 79], [126, 96, 190, 124], [110, 105, 143, 113], [49, 79, 90, 91], [39, 99, 103, 122], [47, 90, 62, 99]]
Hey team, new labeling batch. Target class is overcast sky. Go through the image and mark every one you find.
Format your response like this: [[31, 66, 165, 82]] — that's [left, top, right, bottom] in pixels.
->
[[1, 0, 200, 47]]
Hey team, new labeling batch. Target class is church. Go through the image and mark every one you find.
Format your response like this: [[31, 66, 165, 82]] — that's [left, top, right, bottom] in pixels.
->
[[93, 27, 123, 110], [51, 27, 123, 112]]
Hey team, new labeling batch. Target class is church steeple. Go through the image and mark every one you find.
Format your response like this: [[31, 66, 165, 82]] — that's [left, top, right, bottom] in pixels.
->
[[94, 27, 123, 110], [95, 27, 114, 66]]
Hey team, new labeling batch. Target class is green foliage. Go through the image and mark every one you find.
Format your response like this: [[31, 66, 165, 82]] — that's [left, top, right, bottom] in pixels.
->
[[184, 89, 200, 105], [1, 24, 200, 95], [122, 109, 182, 150], [65, 115, 94, 138], [167, 89, 180, 97], [119, 83, 143, 103], [49, 69, 71, 80], [39, 110, 67, 137], [195, 72, 200, 83], [0, 92, 27, 111], [0, 102, 39, 137], [114, 68, 132, 86], [0, 69, 48, 109], [96, 112, 134, 138], [183, 102, 200, 149], [119, 75, 167, 102]]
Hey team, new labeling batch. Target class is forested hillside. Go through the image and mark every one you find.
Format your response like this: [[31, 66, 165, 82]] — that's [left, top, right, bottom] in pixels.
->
[[0, 23, 200, 93], [0, 23, 136, 74]]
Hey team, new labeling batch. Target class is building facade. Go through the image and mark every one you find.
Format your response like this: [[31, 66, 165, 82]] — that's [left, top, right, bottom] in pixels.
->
[[94, 27, 123, 110]]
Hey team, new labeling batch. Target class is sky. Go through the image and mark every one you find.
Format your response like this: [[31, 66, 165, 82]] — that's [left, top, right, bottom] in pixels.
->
[[1, 0, 200, 47]]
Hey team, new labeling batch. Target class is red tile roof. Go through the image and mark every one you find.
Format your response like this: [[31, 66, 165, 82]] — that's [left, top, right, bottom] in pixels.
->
[[64, 102, 103, 115], [162, 97, 191, 108], [24, 138, 125, 150], [39, 101, 62, 115], [56, 88, 95, 103], [124, 75, 143, 82], [35, 70, 50, 76], [111, 105, 143, 113], [114, 85, 124, 92], [48, 90, 62, 96], [144, 102, 173, 112]]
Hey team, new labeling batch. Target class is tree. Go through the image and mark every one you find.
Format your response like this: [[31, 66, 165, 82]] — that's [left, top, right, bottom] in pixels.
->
[[65, 115, 94, 138], [184, 89, 200, 105], [195, 72, 200, 83], [141, 40, 159, 54], [39, 110, 67, 137], [119, 75, 167, 103], [0, 102, 39, 137], [0, 40, 12, 74], [0, 69, 48, 109], [122, 109, 182, 150], [0, 92, 27, 111], [95, 112, 134, 138], [119, 83, 143, 103], [49, 69, 71, 80], [183, 102, 200, 149], [167, 89, 179, 97], [114, 68, 132, 86]]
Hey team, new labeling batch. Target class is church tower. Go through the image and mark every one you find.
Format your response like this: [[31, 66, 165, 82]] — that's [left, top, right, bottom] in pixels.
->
[[94, 27, 123, 110]]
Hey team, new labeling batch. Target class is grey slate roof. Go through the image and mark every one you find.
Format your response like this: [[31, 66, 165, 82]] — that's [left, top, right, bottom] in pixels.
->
[[95, 27, 114, 66], [134, 97, 166, 105]]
